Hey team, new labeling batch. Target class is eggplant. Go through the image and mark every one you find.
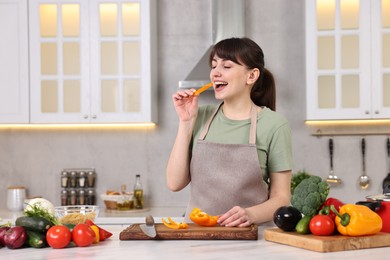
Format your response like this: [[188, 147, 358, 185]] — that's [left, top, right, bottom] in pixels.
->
[[273, 206, 302, 232], [0, 226, 10, 246], [4, 226, 27, 249]]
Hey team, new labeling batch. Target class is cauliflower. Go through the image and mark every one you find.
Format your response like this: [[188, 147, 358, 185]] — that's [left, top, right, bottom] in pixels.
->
[[291, 175, 329, 216]]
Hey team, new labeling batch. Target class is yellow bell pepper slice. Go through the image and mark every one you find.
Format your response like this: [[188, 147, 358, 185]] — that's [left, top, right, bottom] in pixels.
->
[[162, 217, 188, 229]]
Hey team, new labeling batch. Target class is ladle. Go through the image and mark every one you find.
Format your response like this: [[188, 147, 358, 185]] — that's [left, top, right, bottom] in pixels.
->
[[326, 138, 342, 184], [359, 138, 370, 189]]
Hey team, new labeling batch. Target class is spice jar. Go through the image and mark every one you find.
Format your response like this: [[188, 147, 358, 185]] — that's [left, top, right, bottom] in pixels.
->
[[69, 171, 77, 188], [87, 189, 96, 205], [87, 171, 96, 188], [69, 189, 77, 205], [61, 171, 69, 188], [78, 189, 86, 205], [78, 171, 86, 188], [61, 189, 68, 206]]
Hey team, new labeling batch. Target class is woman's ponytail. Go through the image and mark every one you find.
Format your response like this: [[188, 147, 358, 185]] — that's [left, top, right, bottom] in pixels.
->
[[251, 68, 276, 111]]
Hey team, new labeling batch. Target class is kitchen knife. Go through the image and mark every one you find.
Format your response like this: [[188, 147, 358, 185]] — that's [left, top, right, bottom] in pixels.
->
[[139, 215, 156, 238]]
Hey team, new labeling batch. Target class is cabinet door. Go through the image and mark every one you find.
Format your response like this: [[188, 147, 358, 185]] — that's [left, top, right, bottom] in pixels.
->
[[306, 0, 372, 120], [0, 0, 29, 123], [89, 0, 157, 123], [371, 0, 390, 119], [29, 0, 91, 123]]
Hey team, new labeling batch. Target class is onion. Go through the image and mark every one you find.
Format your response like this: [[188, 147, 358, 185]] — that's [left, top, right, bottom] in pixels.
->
[[4, 226, 27, 249], [0, 226, 10, 246]]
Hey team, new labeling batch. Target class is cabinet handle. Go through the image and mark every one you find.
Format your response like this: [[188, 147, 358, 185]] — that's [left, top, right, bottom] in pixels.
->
[[375, 110, 379, 114], [365, 110, 370, 115], [83, 115, 89, 119], [92, 115, 97, 119]]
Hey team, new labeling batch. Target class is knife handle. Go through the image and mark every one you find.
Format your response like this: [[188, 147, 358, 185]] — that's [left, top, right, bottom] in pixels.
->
[[329, 138, 333, 169], [145, 215, 155, 226], [387, 138, 390, 157]]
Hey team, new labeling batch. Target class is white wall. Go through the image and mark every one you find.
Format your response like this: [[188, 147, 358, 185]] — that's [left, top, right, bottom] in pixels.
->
[[0, 0, 388, 211]]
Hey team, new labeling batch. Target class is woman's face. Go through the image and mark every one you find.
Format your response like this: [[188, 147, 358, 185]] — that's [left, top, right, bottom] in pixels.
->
[[210, 55, 253, 101]]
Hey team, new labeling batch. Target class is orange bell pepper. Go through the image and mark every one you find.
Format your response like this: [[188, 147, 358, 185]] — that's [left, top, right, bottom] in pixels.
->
[[162, 217, 188, 229], [189, 208, 219, 227]]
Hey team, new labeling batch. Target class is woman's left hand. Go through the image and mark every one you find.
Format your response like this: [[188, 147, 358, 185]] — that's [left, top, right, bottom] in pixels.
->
[[217, 206, 253, 227]]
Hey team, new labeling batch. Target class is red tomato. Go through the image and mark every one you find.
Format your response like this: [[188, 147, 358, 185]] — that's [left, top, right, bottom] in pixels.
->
[[46, 225, 71, 249], [309, 215, 335, 236], [72, 224, 95, 247]]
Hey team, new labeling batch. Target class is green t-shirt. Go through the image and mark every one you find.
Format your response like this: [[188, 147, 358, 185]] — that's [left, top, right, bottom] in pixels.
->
[[191, 104, 293, 182]]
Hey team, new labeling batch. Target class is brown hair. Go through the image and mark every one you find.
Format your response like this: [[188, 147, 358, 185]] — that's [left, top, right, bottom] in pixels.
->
[[209, 37, 276, 111]]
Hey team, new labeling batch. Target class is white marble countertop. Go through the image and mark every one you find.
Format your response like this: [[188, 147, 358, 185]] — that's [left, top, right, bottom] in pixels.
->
[[1, 208, 389, 259], [1, 224, 389, 259]]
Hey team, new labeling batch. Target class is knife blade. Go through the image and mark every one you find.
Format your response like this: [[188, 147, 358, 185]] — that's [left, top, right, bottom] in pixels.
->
[[139, 215, 156, 238]]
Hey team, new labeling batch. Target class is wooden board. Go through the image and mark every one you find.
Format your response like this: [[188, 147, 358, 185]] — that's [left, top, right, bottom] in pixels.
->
[[119, 223, 258, 240], [264, 228, 390, 252]]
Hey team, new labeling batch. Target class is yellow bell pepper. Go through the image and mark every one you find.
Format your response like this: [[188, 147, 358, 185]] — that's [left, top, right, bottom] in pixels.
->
[[189, 208, 219, 227], [162, 217, 188, 229], [330, 204, 382, 236]]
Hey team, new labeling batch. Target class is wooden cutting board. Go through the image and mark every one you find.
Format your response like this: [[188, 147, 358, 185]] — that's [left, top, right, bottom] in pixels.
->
[[264, 228, 390, 252], [119, 223, 258, 240]]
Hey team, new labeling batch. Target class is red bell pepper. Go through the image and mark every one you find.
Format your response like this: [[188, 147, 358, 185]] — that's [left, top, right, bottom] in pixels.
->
[[85, 220, 113, 241], [318, 197, 344, 221]]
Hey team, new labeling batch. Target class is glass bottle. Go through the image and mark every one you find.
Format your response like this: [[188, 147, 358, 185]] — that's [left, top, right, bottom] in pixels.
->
[[133, 174, 144, 209], [117, 184, 130, 210]]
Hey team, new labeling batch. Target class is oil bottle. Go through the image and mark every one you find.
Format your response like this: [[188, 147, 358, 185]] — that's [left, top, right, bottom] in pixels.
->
[[133, 174, 144, 209]]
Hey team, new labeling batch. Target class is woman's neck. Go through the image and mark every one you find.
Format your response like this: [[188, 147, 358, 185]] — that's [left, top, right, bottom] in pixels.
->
[[222, 100, 253, 120]]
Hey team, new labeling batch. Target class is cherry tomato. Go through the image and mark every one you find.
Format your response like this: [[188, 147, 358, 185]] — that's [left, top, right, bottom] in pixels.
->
[[309, 215, 335, 236], [46, 225, 71, 249], [72, 224, 95, 247]]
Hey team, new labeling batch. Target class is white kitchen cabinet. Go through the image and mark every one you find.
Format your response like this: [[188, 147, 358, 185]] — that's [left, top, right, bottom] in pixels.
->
[[29, 0, 157, 123], [306, 0, 390, 120], [0, 0, 29, 123]]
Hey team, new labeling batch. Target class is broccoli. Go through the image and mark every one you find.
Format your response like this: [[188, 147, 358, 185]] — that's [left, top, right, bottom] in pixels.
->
[[291, 170, 311, 194], [291, 175, 330, 216]]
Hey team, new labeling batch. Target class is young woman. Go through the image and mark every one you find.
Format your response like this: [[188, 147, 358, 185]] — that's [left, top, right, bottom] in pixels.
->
[[166, 37, 293, 227]]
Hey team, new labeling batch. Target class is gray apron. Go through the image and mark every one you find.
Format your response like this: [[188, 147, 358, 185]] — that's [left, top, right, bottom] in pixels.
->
[[184, 103, 269, 222]]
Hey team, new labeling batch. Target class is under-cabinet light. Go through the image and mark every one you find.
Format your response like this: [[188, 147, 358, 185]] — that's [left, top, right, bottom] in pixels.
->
[[305, 119, 390, 126], [0, 123, 156, 131]]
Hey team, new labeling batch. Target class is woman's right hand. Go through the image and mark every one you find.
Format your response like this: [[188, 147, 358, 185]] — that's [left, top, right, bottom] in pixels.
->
[[172, 89, 198, 122]]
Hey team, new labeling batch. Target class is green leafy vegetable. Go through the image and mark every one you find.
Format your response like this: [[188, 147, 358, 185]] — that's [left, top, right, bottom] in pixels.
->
[[24, 202, 58, 225]]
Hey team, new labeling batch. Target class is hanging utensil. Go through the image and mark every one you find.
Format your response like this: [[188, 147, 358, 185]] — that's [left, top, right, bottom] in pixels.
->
[[383, 138, 390, 194], [326, 138, 342, 184], [359, 138, 370, 189]]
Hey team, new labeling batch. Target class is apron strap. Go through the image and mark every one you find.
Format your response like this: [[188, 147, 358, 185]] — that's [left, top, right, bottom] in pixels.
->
[[249, 103, 258, 145], [199, 103, 258, 145], [199, 103, 223, 140]]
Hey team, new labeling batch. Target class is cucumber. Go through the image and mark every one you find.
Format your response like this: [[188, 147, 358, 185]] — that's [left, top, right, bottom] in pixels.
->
[[295, 215, 312, 234], [15, 216, 52, 233], [26, 230, 47, 248]]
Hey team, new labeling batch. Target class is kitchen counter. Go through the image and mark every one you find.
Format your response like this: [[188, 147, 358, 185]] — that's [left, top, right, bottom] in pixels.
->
[[1, 224, 389, 259], [1, 209, 389, 259]]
